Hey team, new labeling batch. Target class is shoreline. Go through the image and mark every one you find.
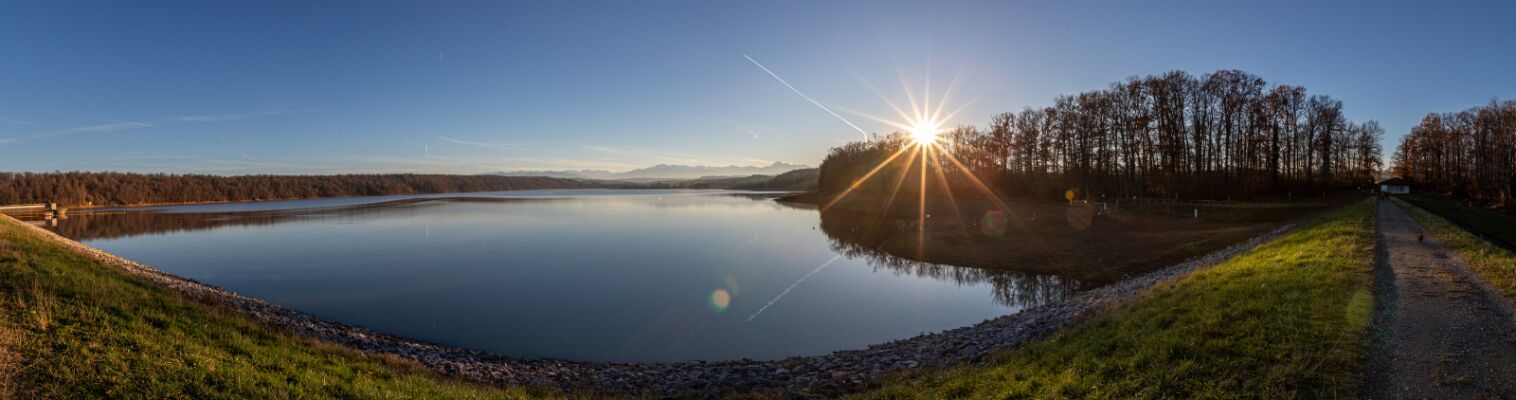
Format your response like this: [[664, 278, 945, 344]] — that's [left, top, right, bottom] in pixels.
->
[[1, 210, 1314, 397], [1, 188, 799, 215]]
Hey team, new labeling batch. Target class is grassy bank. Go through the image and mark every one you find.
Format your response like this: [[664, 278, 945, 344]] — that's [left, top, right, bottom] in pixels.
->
[[855, 200, 1377, 399], [818, 193, 1350, 285], [1397, 197, 1516, 299], [1400, 194, 1516, 249], [0, 216, 543, 399]]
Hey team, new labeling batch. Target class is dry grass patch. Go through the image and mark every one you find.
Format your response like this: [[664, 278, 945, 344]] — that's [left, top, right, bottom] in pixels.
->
[[0, 319, 25, 400], [0, 239, 26, 399], [1397, 198, 1516, 300]]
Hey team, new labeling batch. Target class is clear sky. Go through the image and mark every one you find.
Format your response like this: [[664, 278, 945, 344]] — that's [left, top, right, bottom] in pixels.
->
[[3, 0, 1513, 174]]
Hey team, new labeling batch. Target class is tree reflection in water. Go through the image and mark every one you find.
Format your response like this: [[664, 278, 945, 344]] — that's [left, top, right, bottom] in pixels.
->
[[818, 206, 1090, 309], [45, 194, 1088, 309], [43, 198, 506, 241]]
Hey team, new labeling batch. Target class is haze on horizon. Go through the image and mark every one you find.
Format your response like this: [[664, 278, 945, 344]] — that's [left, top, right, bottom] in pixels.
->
[[2, 0, 1513, 175]]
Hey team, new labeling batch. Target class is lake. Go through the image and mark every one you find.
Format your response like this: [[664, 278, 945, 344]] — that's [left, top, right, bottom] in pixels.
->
[[46, 189, 1080, 362]]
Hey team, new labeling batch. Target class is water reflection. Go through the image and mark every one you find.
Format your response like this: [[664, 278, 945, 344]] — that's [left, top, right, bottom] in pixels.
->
[[47, 195, 1087, 310], [48, 198, 527, 241], [51, 197, 1086, 309], [31, 191, 1092, 361]]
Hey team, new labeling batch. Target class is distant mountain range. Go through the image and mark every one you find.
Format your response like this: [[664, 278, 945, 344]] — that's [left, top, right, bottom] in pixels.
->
[[499, 161, 811, 180]]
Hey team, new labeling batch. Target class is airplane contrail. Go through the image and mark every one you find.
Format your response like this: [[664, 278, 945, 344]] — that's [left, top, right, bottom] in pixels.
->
[[744, 55, 870, 141], [745, 254, 844, 322]]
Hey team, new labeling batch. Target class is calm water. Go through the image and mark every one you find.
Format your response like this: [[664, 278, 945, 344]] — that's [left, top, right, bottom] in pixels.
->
[[48, 190, 1078, 362]]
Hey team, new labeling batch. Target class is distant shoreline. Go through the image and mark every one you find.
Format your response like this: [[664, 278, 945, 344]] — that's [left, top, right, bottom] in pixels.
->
[[2, 170, 818, 210], [6, 187, 801, 213]]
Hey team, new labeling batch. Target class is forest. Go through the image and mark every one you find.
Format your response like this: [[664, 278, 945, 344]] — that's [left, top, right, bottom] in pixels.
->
[[1392, 99, 1516, 208], [819, 69, 1386, 201], [0, 172, 596, 207]]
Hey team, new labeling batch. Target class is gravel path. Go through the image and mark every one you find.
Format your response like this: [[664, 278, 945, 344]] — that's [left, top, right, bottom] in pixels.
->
[[4, 212, 1308, 398], [1367, 200, 1516, 399]]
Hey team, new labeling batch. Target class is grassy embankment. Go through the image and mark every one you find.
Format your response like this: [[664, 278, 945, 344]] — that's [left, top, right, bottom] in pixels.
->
[[0, 216, 547, 399], [856, 200, 1378, 399], [1397, 195, 1516, 299], [1400, 194, 1516, 247]]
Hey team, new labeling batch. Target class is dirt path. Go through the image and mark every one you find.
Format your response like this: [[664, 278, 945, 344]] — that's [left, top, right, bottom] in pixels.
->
[[1367, 200, 1516, 399]]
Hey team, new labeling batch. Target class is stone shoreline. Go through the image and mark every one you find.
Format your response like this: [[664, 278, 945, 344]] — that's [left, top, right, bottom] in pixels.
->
[[7, 213, 1307, 398]]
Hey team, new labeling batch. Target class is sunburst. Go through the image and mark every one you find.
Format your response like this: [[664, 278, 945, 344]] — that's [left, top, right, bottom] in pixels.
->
[[814, 67, 1024, 257], [747, 56, 1018, 255], [909, 119, 941, 145]]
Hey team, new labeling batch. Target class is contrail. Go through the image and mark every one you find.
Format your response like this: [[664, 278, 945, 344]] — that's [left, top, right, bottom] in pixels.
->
[[745, 254, 844, 322], [744, 55, 870, 141]]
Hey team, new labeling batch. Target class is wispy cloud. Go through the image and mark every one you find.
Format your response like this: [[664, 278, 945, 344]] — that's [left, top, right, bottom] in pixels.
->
[[0, 118, 39, 127], [0, 120, 154, 144], [109, 154, 203, 161], [173, 116, 233, 122], [73, 121, 155, 132], [309, 153, 634, 174], [200, 159, 311, 171], [170, 109, 315, 123], [438, 136, 519, 149], [581, 145, 772, 167], [732, 121, 789, 139]]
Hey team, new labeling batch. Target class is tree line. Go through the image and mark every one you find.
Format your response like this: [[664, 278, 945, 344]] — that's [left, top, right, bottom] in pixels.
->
[[0, 172, 597, 207], [820, 69, 1385, 201], [1392, 99, 1516, 208]]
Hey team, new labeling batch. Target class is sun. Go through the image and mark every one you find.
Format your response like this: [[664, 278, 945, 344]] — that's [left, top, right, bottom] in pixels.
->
[[909, 119, 941, 145]]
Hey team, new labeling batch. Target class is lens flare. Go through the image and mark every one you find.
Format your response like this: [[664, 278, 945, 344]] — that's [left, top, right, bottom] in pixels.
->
[[708, 288, 731, 313], [980, 210, 1007, 237], [724, 276, 741, 295]]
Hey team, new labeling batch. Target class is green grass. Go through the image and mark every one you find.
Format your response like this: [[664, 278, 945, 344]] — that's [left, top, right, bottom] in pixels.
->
[[855, 201, 1377, 399], [1400, 194, 1516, 248], [1139, 203, 1331, 224], [1397, 197, 1516, 300], [0, 217, 553, 399]]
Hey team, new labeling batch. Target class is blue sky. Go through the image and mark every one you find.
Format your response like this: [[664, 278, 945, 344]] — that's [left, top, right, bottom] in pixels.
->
[[2, 0, 1513, 174]]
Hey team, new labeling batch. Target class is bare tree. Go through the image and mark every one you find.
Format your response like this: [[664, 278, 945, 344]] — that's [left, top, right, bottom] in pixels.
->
[[1396, 99, 1516, 207], [819, 69, 1384, 201]]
